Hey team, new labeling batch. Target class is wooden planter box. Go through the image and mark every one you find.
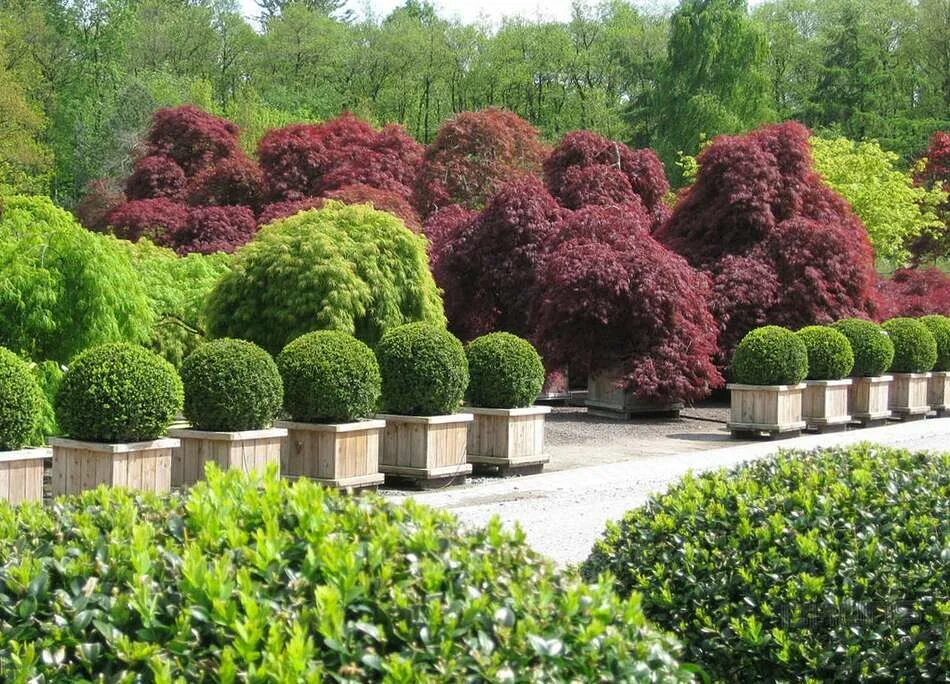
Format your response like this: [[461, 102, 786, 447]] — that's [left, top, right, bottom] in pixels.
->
[[276, 420, 385, 491], [587, 370, 683, 419], [0, 448, 48, 504], [467, 406, 551, 476], [377, 413, 473, 488], [889, 372, 932, 420], [927, 371, 950, 417], [168, 427, 286, 488], [848, 375, 892, 426], [49, 437, 177, 496], [727, 384, 806, 438], [802, 379, 852, 432]]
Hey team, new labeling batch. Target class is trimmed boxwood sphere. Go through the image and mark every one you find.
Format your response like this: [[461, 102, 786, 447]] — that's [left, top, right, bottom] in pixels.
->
[[730, 326, 808, 385], [882, 318, 937, 373], [796, 326, 854, 380], [377, 323, 468, 415], [55, 343, 183, 443], [0, 347, 41, 451], [831, 319, 894, 377], [181, 339, 283, 431], [277, 330, 380, 423], [920, 315, 950, 372], [466, 333, 545, 408]]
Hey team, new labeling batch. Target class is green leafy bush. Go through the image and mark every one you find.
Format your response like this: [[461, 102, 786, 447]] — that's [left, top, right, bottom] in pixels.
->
[[583, 444, 950, 681], [0, 347, 40, 450], [27, 360, 62, 446], [466, 332, 545, 408], [730, 325, 808, 385], [205, 202, 445, 355], [277, 330, 380, 423], [831, 318, 895, 377], [882, 317, 938, 373], [0, 467, 692, 681], [920, 315, 950, 372], [795, 326, 854, 380], [377, 323, 468, 415], [55, 343, 183, 443], [181, 339, 282, 431]]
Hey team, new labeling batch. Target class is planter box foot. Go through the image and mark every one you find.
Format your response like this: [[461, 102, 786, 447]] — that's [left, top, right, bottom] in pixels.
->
[[889, 409, 930, 422], [384, 471, 470, 490], [805, 422, 849, 434], [470, 456, 548, 477], [729, 426, 803, 441]]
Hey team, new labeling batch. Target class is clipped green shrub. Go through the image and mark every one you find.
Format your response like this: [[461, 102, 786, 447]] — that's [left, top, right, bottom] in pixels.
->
[[277, 330, 380, 423], [181, 339, 282, 431], [377, 323, 468, 415], [583, 445, 950, 681], [55, 343, 183, 443], [466, 332, 545, 408], [920, 315, 950, 372], [730, 325, 808, 385], [205, 202, 445, 355], [0, 347, 40, 450], [831, 318, 895, 377], [882, 317, 937, 373], [795, 326, 854, 380], [0, 467, 693, 681]]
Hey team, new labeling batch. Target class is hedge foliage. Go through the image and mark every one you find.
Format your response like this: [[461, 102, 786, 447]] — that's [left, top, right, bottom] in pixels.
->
[[54, 343, 183, 443], [277, 330, 380, 423], [882, 317, 938, 373], [831, 318, 895, 377], [181, 339, 282, 432], [730, 326, 808, 385], [377, 323, 468, 416], [465, 332, 545, 409], [205, 202, 445, 355], [0, 467, 692, 681], [920, 315, 950, 372], [0, 347, 40, 450], [795, 325, 854, 380], [583, 444, 950, 681]]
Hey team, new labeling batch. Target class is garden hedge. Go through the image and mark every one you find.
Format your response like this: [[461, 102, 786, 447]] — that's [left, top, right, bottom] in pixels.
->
[[583, 444, 950, 681], [730, 326, 808, 385], [795, 326, 854, 380], [920, 315, 950, 372], [0, 347, 41, 451], [831, 319, 894, 377], [882, 317, 938, 373], [465, 332, 545, 409], [0, 467, 692, 681]]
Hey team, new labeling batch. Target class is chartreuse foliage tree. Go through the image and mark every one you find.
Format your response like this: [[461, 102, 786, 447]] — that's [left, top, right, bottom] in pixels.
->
[[206, 202, 445, 355]]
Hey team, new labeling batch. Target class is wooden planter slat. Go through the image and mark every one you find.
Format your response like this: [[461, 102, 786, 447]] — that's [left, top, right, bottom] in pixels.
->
[[727, 384, 806, 438], [377, 413, 473, 487], [467, 406, 551, 475], [802, 379, 852, 432], [927, 371, 950, 416], [276, 420, 385, 491], [889, 372, 932, 420], [587, 370, 683, 418], [0, 448, 48, 504], [168, 428, 286, 488], [848, 375, 892, 426], [49, 437, 177, 496]]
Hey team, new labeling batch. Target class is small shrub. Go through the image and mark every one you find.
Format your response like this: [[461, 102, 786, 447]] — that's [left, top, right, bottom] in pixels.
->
[[831, 318, 894, 377], [181, 339, 282, 431], [0, 348, 40, 450], [730, 325, 808, 385], [377, 323, 468, 415], [920, 315, 950, 372], [55, 343, 183, 443], [882, 317, 937, 373], [465, 332, 545, 408], [795, 325, 854, 380], [276, 330, 380, 423]]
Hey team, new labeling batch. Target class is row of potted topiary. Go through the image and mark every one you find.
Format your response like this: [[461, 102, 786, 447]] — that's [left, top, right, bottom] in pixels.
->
[[727, 315, 950, 438]]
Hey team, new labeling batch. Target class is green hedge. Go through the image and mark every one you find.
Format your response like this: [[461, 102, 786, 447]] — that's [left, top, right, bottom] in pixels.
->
[[0, 467, 693, 681], [730, 325, 808, 385], [582, 445, 950, 681], [0, 347, 40, 450], [882, 317, 937, 373], [466, 332, 545, 408], [795, 326, 854, 380], [920, 315, 950, 372], [831, 318, 894, 377]]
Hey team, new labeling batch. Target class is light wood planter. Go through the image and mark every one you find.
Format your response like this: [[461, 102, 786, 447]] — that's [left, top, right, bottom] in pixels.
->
[[848, 376, 892, 426], [889, 372, 932, 420], [927, 371, 950, 417], [167, 427, 286, 488], [0, 448, 48, 504], [49, 437, 177, 496], [802, 379, 852, 432], [276, 420, 385, 491], [466, 406, 551, 476], [587, 370, 683, 419], [727, 384, 806, 438], [377, 413, 473, 488]]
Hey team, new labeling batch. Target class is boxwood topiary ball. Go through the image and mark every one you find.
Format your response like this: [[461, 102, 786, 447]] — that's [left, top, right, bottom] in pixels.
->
[[796, 326, 854, 380], [277, 330, 380, 423], [55, 343, 183, 443], [377, 323, 468, 416], [466, 332, 545, 409], [882, 318, 937, 373], [831, 319, 895, 377], [730, 326, 808, 385], [181, 339, 283, 431], [0, 347, 41, 451], [920, 315, 950, 372]]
